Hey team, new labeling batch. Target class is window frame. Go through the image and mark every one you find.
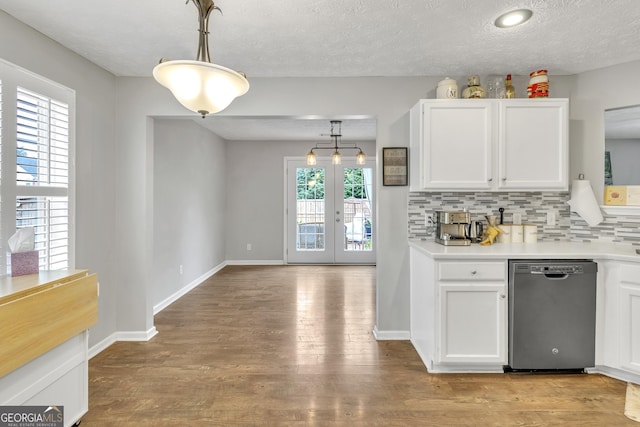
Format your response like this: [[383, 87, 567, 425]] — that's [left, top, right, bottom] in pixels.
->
[[0, 58, 76, 274]]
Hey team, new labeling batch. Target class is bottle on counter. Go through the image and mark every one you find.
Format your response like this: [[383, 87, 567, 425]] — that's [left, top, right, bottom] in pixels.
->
[[505, 74, 515, 98]]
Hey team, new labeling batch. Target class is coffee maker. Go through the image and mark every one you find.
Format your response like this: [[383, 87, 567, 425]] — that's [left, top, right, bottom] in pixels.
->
[[434, 211, 472, 246]]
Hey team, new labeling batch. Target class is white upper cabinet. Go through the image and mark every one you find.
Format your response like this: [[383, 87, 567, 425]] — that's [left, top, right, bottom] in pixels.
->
[[409, 98, 568, 192], [410, 100, 493, 191], [497, 100, 568, 190]]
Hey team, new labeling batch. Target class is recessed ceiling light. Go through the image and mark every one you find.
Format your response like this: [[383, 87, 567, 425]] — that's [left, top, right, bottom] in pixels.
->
[[495, 9, 533, 28]]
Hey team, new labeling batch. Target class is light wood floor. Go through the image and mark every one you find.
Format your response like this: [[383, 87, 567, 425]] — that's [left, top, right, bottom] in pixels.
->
[[83, 265, 635, 426]]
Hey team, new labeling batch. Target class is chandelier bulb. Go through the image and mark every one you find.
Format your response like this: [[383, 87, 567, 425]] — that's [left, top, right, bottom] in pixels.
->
[[332, 150, 342, 165], [306, 150, 317, 166], [356, 150, 366, 165]]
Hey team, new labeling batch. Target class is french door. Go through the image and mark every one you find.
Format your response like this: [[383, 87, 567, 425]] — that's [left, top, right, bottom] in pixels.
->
[[286, 158, 375, 264]]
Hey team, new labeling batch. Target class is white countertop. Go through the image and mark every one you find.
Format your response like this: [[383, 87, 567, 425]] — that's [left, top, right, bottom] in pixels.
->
[[409, 239, 640, 262]]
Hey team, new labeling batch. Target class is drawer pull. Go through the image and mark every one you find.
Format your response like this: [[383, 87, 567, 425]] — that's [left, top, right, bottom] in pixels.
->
[[470, 270, 477, 275]]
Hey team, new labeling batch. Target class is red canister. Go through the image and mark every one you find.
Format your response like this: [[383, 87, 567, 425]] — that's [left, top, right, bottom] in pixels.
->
[[528, 70, 549, 98]]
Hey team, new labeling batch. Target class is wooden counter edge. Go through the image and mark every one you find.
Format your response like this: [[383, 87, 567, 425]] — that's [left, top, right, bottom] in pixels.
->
[[0, 271, 98, 377]]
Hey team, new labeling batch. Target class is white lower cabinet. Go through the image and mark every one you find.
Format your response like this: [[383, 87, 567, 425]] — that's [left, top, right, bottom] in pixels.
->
[[436, 261, 507, 368], [438, 282, 506, 365], [409, 249, 507, 373], [618, 263, 640, 374], [410, 246, 640, 382], [593, 260, 640, 383]]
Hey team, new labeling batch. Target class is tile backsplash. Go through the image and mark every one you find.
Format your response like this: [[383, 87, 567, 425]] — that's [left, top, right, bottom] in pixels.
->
[[570, 211, 640, 245], [409, 191, 640, 246]]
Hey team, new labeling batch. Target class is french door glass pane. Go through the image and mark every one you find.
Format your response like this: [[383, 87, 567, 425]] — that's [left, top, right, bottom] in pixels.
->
[[342, 167, 373, 252], [296, 167, 325, 251]]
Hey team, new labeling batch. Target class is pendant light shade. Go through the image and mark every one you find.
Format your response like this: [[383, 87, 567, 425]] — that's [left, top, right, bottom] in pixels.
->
[[153, 60, 249, 116], [153, 0, 249, 117]]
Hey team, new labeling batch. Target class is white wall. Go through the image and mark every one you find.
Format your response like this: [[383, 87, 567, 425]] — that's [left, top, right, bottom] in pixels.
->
[[153, 119, 227, 307], [224, 139, 376, 262], [571, 60, 640, 201], [0, 11, 118, 347], [115, 76, 434, 337]]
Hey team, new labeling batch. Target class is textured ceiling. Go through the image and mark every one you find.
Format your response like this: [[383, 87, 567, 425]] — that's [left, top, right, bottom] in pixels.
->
[[2, 0, 640, 78], [2, 0, 640, 140]]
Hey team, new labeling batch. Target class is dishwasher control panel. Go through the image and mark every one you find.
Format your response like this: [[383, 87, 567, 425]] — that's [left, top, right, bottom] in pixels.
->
[[530, 265, 583, 275]]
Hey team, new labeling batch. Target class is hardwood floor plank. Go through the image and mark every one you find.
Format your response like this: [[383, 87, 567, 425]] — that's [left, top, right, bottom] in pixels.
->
[[83, 265, 635, 425]]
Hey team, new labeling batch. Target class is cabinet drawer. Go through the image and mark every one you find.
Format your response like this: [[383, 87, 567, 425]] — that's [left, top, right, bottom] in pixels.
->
[[438, 261, 506, 281]]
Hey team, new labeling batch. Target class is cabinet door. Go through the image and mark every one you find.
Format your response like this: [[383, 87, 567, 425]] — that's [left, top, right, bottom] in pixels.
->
[[437, 283, 507, 364], [498, 99, 568, 190], [421, 101, 493, 190], [619, 264, 640, 374]]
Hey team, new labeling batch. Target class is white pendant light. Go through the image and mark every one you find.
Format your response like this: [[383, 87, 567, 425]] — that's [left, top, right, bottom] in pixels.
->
[[153, 0, 249, 118]]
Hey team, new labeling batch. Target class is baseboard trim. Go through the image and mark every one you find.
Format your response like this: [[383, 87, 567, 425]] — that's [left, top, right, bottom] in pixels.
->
[[588, 365, 640, 384], [88, 326, 157, 359], [153, 262, 226, 315], [225, 260, 285, 265], [372, 326, 410, 340]]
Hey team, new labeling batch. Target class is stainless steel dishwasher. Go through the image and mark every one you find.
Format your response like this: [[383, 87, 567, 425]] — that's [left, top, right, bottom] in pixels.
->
[[508, 260, 597, 372]]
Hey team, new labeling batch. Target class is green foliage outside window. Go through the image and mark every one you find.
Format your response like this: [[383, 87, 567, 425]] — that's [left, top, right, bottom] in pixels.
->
[[296, 168, 367, 199]]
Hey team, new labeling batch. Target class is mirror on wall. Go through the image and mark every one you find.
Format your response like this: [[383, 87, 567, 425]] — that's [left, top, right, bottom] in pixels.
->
[[604, 105, 640, 206]]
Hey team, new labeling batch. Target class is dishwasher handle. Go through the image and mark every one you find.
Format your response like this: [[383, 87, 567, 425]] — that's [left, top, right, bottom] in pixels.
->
[[529, 270, 570, 280], [543, 273, 569, 280]]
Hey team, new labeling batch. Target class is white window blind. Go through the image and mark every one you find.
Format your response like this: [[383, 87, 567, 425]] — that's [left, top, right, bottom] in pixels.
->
[[0, 59, 75, 275], [16, 87, 69, 187], [16, 197, 69, 270]]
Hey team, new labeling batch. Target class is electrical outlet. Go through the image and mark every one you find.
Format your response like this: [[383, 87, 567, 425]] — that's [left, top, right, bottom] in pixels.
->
[[512, 213, 522, 224], [547, 211, 556, 226], [247, 243, 252, 251]]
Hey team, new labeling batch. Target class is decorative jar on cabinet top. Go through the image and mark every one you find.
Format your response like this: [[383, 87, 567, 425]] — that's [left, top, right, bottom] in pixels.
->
[[436, 77, 458, 99]]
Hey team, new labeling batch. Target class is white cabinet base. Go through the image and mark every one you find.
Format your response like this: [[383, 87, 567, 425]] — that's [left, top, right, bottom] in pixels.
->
[[0, 332, 89, 427], [410, 248, 507, 373]]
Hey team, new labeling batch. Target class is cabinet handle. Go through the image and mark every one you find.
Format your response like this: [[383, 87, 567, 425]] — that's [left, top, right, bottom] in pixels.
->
[[470, 270, 477, 275], [488, 178, 493, 182], [502, 177, 507, 181], [500, 294, 506, 299]]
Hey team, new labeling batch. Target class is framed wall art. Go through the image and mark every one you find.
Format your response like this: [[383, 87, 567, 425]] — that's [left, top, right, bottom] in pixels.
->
[[382, 147, 408, 186]]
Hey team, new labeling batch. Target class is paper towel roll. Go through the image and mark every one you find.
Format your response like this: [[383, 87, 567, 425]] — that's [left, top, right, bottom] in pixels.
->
[[568, 179, 603, 227]]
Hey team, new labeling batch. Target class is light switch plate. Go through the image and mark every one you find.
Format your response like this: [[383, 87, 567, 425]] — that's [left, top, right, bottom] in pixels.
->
[[547, 211, 556, 226]]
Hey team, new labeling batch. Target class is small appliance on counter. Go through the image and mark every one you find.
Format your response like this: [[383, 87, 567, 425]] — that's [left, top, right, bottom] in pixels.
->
[[434, 211, 471, 246]]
